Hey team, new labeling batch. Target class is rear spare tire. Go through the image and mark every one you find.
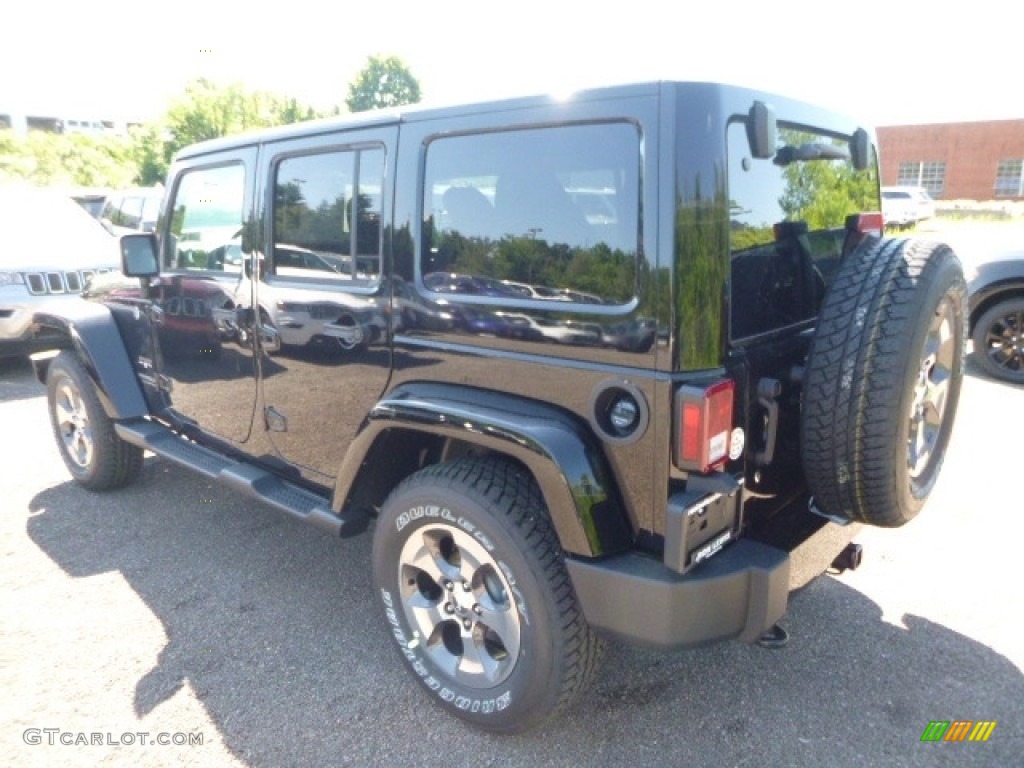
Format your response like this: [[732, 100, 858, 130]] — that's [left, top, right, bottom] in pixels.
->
[[801, 237, 966, 527]]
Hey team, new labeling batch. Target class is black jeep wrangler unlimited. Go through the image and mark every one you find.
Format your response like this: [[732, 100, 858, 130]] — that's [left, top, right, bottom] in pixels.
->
[[33, 82, 966, 732]]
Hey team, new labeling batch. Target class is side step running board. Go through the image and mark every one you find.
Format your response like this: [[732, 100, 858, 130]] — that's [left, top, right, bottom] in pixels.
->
[[115, 420, 368, 538]]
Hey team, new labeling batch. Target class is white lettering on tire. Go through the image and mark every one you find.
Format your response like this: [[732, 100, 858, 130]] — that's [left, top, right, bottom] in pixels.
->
[[380, 587, 513, 715]]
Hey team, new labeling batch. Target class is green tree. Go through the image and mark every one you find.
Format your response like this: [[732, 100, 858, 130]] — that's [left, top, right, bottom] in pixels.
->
[[131, 78, 322, 186], [1, 79, 324, 189], [777, 130, 878, 228], [0, 131, 137, 187], [345, 55, 422, 113], [165, 78, 318, 151], [130, 123, 169, 186]]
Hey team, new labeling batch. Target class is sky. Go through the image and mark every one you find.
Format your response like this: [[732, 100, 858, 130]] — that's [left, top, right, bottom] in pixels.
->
[[3, 0, 1021, 128]]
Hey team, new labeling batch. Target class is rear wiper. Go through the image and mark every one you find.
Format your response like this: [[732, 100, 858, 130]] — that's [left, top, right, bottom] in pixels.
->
[[773, 142, 850, 166]]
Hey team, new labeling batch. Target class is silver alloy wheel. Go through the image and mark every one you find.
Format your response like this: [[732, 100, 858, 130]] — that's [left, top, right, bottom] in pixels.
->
[[908, 296, 956, 479], [397, 523, 521, 687], [54, 378, 94, 469]]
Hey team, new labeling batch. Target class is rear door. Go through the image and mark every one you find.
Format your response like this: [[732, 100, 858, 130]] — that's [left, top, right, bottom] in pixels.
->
[[253, 127, 397, 486]]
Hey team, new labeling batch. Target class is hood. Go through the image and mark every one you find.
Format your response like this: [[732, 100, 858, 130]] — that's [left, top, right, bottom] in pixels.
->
[[0, 185, 121, 271]]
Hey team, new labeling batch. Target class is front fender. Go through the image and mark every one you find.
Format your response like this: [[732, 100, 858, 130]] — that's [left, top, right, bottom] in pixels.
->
[[336, 382, 633, 558], [31, 301, 148, 420]]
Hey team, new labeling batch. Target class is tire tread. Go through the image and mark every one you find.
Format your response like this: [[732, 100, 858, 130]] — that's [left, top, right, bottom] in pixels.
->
[[801, 237, 966, 526], [47, 352, 143, 491], [381, 457, 604, 731]]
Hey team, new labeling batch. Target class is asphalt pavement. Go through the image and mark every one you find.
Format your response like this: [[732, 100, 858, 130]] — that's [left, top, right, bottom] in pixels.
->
[[2, 343, 1022, 767]]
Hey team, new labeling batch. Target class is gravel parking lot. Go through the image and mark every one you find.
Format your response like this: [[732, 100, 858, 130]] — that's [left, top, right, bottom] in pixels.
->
[[2, 329, 1022, 767]]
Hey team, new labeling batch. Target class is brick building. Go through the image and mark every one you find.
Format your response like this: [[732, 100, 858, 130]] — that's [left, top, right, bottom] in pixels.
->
[[877, 119, 1024, 201]]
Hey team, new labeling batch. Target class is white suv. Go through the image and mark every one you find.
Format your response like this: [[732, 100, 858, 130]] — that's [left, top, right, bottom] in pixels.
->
[[881, 186, 936, 229], [0, 186, 120, 358]]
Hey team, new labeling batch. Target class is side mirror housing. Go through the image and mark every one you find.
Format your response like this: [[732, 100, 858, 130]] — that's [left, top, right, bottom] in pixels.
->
[[747, 101, 778, 159], [850, 127, 871, 171], [120, 233, 160, 277]]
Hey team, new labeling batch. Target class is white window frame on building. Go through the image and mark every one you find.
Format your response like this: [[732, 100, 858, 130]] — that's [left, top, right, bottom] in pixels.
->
[[897, 161, 946, 197], [994, 159, 1024, 198]]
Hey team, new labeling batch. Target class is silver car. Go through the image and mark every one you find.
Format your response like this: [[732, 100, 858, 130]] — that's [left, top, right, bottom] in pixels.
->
[[0, 185, 120, 358]]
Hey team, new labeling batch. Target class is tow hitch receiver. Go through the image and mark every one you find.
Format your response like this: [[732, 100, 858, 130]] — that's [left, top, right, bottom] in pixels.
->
[[830, 542, 864, 573], [757, 623, 789, 649]]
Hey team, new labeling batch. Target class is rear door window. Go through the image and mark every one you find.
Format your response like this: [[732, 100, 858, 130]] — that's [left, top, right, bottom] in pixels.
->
[[272, 146, 385, 283]]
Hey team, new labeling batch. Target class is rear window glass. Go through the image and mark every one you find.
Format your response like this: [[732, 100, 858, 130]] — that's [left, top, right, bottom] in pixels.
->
[[727, 122, 880, 340]]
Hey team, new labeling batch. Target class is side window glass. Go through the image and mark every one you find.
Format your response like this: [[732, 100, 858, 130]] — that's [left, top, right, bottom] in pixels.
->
[[272, 147, 384, 283], [422, 123, 640, 305], [164, 164, 245, 272]]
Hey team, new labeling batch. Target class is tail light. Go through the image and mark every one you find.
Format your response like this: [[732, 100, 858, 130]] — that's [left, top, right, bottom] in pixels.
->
[[843, 212, 884, 257], [851, 211, 883, 235], [674, 380, 735, 473]]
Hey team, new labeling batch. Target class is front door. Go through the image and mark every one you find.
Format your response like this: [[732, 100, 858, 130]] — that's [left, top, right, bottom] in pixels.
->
[[151, 153, 259, 445]]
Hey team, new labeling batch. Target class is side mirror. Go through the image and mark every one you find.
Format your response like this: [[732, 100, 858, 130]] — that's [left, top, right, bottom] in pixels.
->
[[747, 101, 778, 159], [120, 233, 160, 277], [850, 127, 871, 171]]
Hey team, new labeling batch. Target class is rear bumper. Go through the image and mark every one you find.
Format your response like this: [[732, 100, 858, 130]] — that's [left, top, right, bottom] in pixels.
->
[[567, 518, 859, 650]]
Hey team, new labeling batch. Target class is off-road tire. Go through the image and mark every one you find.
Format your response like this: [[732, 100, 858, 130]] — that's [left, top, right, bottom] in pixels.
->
[[971, 297, 1024, 384], [46, 352, 144, 491], [372, 458, 604, 733], [801, 237, 966, 527]]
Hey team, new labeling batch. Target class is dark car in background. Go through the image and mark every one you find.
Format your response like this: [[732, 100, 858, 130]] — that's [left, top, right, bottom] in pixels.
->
[[99, 186, 163, 235], [968, 250, 1024, 384], [68, 187, 111, 219]]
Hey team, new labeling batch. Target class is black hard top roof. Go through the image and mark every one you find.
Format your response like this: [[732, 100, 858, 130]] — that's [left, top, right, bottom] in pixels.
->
[[175, 81, 869, 160]]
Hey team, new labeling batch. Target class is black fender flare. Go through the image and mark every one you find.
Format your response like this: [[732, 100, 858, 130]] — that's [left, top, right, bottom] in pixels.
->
[[31, 302, 149, 420], [335, 382, 633, 558]]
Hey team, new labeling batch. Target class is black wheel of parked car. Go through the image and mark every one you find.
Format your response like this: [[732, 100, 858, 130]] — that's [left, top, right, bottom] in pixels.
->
[[801, 237, 966, 527], [46, 352, 144, 491], [971, 297, 1024, 384], [371, 458, 603, 733]]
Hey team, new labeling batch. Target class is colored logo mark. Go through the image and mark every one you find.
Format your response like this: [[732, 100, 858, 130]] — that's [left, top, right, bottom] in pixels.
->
[[921, 720, 997, 742]]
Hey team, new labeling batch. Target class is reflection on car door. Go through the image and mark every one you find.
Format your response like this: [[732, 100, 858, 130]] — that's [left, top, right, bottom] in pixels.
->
[[255, 130, 396, 485]]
